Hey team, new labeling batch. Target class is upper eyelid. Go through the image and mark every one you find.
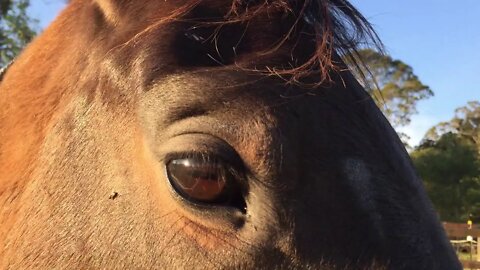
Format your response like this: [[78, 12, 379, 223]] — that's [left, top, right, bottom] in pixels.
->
[[164, 151, 248, 182], [165, 151, 226, 163], [156, 132, 249, 176], [165, 152, 243, 171]]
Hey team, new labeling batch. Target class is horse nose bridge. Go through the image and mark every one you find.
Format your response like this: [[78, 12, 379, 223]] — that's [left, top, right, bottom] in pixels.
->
[[241, 106, 316, 224], [242, 157, 342, 260], [244, 186, 325, 261], [244, 171, 321, 253]]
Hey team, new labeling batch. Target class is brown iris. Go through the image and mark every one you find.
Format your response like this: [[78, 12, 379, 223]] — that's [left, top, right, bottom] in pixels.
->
[[166, 157, 235, 203]]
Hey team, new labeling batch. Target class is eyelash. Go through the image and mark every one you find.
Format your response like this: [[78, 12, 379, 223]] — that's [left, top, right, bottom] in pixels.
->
[[165, 151, 243, 176]]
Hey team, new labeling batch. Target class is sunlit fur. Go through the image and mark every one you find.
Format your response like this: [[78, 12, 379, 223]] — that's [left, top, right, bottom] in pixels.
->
[[0, 0, 460, 269]]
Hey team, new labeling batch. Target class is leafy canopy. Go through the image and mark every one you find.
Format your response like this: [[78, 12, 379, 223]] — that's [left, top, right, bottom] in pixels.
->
[[0, 0, 37, 67], [354, 49, 433, 128], [424, 101, 480, 153], [412, 133, 480, 222]]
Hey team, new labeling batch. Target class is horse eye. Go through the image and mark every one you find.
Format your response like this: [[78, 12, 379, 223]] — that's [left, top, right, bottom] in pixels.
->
[[166, 157, 243, 205]]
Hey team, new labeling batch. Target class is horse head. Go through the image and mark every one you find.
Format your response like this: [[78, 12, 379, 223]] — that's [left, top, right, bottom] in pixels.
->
[[0, 0, 460, 268]]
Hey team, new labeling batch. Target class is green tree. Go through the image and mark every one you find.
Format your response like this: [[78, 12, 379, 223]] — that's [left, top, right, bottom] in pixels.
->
[[0, 0, 37, 67], [346, 49, 433, 149], [354, 49, 433, 127], [412, 133, 480, 222], [424, 101, 480, 153]]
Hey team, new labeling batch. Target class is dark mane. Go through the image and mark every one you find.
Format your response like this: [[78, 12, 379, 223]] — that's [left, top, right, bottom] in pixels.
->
[[224, 0, 384, 84], [117, 0, 383, 85]]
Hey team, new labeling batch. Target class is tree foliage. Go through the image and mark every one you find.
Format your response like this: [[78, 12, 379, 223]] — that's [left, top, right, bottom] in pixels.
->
[[414, 101, 480, 222], [412, 133, 480, 222], [350, 49, 433, 128], [424, 101, 480, 153], [0, 0, 37, 67]]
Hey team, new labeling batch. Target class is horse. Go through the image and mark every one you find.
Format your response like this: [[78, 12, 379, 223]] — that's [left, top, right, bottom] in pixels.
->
[[0, 0, 461, 269]]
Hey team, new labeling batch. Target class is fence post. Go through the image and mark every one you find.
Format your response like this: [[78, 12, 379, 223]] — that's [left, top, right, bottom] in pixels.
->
[[477, 236, 480, 261]]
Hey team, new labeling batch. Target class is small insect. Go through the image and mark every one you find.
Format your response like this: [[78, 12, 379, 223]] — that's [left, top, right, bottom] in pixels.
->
[[109, 191, 119, 200]]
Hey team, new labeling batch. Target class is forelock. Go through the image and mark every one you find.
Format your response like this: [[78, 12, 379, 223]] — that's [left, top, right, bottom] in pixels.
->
[[117, 0, 383, 85]]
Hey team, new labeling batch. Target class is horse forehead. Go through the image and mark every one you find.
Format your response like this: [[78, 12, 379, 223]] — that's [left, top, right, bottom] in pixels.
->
[[141, 71, 319, 132], [140, 72, 289, 139]]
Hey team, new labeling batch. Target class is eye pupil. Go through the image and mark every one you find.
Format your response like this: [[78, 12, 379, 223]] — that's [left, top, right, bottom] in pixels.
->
[[167, 158, 231, 202]]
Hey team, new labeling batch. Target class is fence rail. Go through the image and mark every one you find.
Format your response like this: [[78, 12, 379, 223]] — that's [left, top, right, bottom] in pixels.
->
[[463, 260, 480, 269], [444, 222, 480, 269]]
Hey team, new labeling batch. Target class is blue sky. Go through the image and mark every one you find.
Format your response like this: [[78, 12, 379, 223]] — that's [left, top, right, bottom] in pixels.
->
[[28, 1, 65, 29], [351, 1, 480, 146], [29, 1, 479, 147]]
